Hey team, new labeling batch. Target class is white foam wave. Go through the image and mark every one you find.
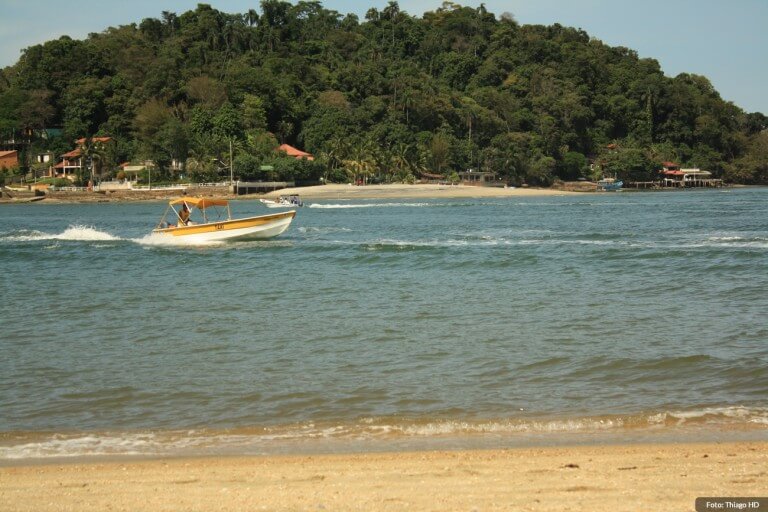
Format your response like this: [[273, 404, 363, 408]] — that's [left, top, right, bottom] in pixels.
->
[[3, 407, 766, 460], [57, 225, 120, 241], [132, 232, 223, 247], [3, 225, 120, 242], [703, 236, 768, 249], [395, 418, 624, 436], [364, 238, 495, 249], [0, 433, 162, 459], [647, 406, 768, 426], [297, 226, 353, 234], [309, 202, 433, 209]]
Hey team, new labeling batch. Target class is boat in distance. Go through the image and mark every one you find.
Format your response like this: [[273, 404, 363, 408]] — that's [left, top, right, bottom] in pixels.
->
[[260, 194, 304, 208], [153, 197, 296, 243], [596, 177, 623, 191]]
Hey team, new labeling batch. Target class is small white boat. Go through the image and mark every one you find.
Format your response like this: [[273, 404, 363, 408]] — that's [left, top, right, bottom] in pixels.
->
[[260, 194, 303, 208], [153, 197, 295, 243]]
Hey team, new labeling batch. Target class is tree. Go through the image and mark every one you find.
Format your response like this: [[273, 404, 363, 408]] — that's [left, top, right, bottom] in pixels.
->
[[598, 144, 654, 182], [725, 131, 768, 184], [241, 94, 268, 131], [428, 132, 452, 174], [185, 75, 228, 109], [77, 137, 110, 185], [560, 151, 587, 180]]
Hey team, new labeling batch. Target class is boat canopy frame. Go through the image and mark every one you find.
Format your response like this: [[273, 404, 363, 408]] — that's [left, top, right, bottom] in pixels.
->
[[156, 197, 232, 228]]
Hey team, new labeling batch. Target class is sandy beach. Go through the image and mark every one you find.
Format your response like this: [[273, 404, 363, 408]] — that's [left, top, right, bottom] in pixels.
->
[[260, 183, 581, 200], [2, 442, 765, 511], [0, 183, 584, 203]]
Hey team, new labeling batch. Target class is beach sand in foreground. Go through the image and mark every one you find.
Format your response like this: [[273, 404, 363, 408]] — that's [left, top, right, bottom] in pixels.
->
[[2, 442, 765, 511], [259, 183, 581, 200]]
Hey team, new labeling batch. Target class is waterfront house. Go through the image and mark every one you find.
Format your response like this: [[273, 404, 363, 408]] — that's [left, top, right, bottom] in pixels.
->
[[659, 162, 722, 188], [53, 148, 83, 180], [53, 137, 112, 181]]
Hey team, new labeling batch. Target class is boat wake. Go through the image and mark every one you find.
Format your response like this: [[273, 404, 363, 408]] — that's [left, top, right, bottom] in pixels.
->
[[1, 226, 291, 249], [309, 202, 434, 209], [1, 225, 120, 242], [133, 232, 224, 247]]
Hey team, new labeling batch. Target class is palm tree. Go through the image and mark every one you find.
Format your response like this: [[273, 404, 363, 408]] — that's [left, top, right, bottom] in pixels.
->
[[344, 144, 376, 185], [391, 142, 412, 182], [276, 120, 294, 144], [78, 137, 107, 187], [245, 9, 259, 27], [161, 11, 178, 35], [320, 136, 349, 181]]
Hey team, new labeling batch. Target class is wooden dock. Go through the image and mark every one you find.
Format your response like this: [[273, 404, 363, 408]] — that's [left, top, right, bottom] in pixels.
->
[[626, 179, 726, 189], [235, 181, 294, 195]]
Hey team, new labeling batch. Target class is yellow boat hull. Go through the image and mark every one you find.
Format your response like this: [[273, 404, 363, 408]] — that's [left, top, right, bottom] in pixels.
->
[[153, 210, 296, 242]]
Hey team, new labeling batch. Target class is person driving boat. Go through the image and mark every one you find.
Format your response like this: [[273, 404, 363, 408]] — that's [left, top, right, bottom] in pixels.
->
[[178, 203, 190, 226]]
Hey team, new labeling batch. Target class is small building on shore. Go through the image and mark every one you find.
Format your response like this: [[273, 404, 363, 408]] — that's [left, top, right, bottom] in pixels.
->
[[0, 150, 19, 171], [418, 171, 445, 184], [659, 162, 723, 188], [458, 169, 504, 186]]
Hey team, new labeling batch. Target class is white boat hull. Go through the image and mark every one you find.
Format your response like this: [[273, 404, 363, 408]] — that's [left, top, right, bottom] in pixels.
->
[[152, 211, 296, 243]]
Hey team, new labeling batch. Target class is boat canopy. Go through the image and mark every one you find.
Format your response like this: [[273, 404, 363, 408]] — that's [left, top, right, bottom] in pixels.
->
[[170, 197, 229, 209]]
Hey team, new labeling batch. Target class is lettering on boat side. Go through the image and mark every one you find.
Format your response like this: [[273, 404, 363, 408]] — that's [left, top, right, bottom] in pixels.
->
[[215, 223, 224, 230]]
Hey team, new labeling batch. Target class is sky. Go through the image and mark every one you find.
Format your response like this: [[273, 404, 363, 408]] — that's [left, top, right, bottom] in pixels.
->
[[1, 0, 766, 114]]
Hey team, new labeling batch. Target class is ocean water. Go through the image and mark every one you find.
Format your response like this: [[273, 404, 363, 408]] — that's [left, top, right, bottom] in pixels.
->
[[0, 188, 766, 461]]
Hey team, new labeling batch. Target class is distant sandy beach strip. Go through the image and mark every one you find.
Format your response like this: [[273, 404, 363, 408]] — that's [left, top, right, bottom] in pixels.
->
[[261, 183, 581, 200], [8, 183, 584, 204], [2, 442, 765, 511]]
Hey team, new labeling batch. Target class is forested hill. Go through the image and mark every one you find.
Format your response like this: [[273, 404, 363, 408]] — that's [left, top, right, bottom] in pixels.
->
[[1, 1, 767, 185]]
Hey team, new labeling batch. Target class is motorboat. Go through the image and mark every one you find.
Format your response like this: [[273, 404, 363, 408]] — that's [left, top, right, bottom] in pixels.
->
[[153, 197, 295, 242], [596, 177, 623, 191], [260, 194, 303, 208]]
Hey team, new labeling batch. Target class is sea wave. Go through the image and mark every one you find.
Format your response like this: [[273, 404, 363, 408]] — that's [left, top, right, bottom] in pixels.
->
[[703, 236, 768, 249], [647, 406, 768, 426], [3, 406, 765, 461], [297, 226, 354, 234]]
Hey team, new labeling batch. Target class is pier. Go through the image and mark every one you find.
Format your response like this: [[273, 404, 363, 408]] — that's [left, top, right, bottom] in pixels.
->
[[625, 179, 726, 189], [234, 181, 295, 195]]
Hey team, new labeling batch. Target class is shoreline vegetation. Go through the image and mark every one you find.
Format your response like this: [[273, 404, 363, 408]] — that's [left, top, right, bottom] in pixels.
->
[[2, 441, 765, 511], [3, 2, 767, 200]]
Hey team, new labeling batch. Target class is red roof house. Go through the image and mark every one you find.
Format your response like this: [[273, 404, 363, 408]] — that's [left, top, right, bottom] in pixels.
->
[[54, 137, 113, 180], [75, 136, 113, 145], [276, 144, 314, 161]]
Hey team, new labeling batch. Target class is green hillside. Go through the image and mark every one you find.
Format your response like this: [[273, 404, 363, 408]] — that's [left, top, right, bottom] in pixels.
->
[[1, 1, 766, 185]]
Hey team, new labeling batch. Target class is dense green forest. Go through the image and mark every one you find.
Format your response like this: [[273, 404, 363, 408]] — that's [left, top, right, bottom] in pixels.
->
[[1, 1, 766, 185]]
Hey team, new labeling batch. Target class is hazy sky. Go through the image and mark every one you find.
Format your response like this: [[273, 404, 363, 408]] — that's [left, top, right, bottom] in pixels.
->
[[2, 0, 765, 114]]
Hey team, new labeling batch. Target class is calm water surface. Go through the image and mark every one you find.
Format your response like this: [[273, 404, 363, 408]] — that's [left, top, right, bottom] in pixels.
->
[[0, 188, 766, 459]]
